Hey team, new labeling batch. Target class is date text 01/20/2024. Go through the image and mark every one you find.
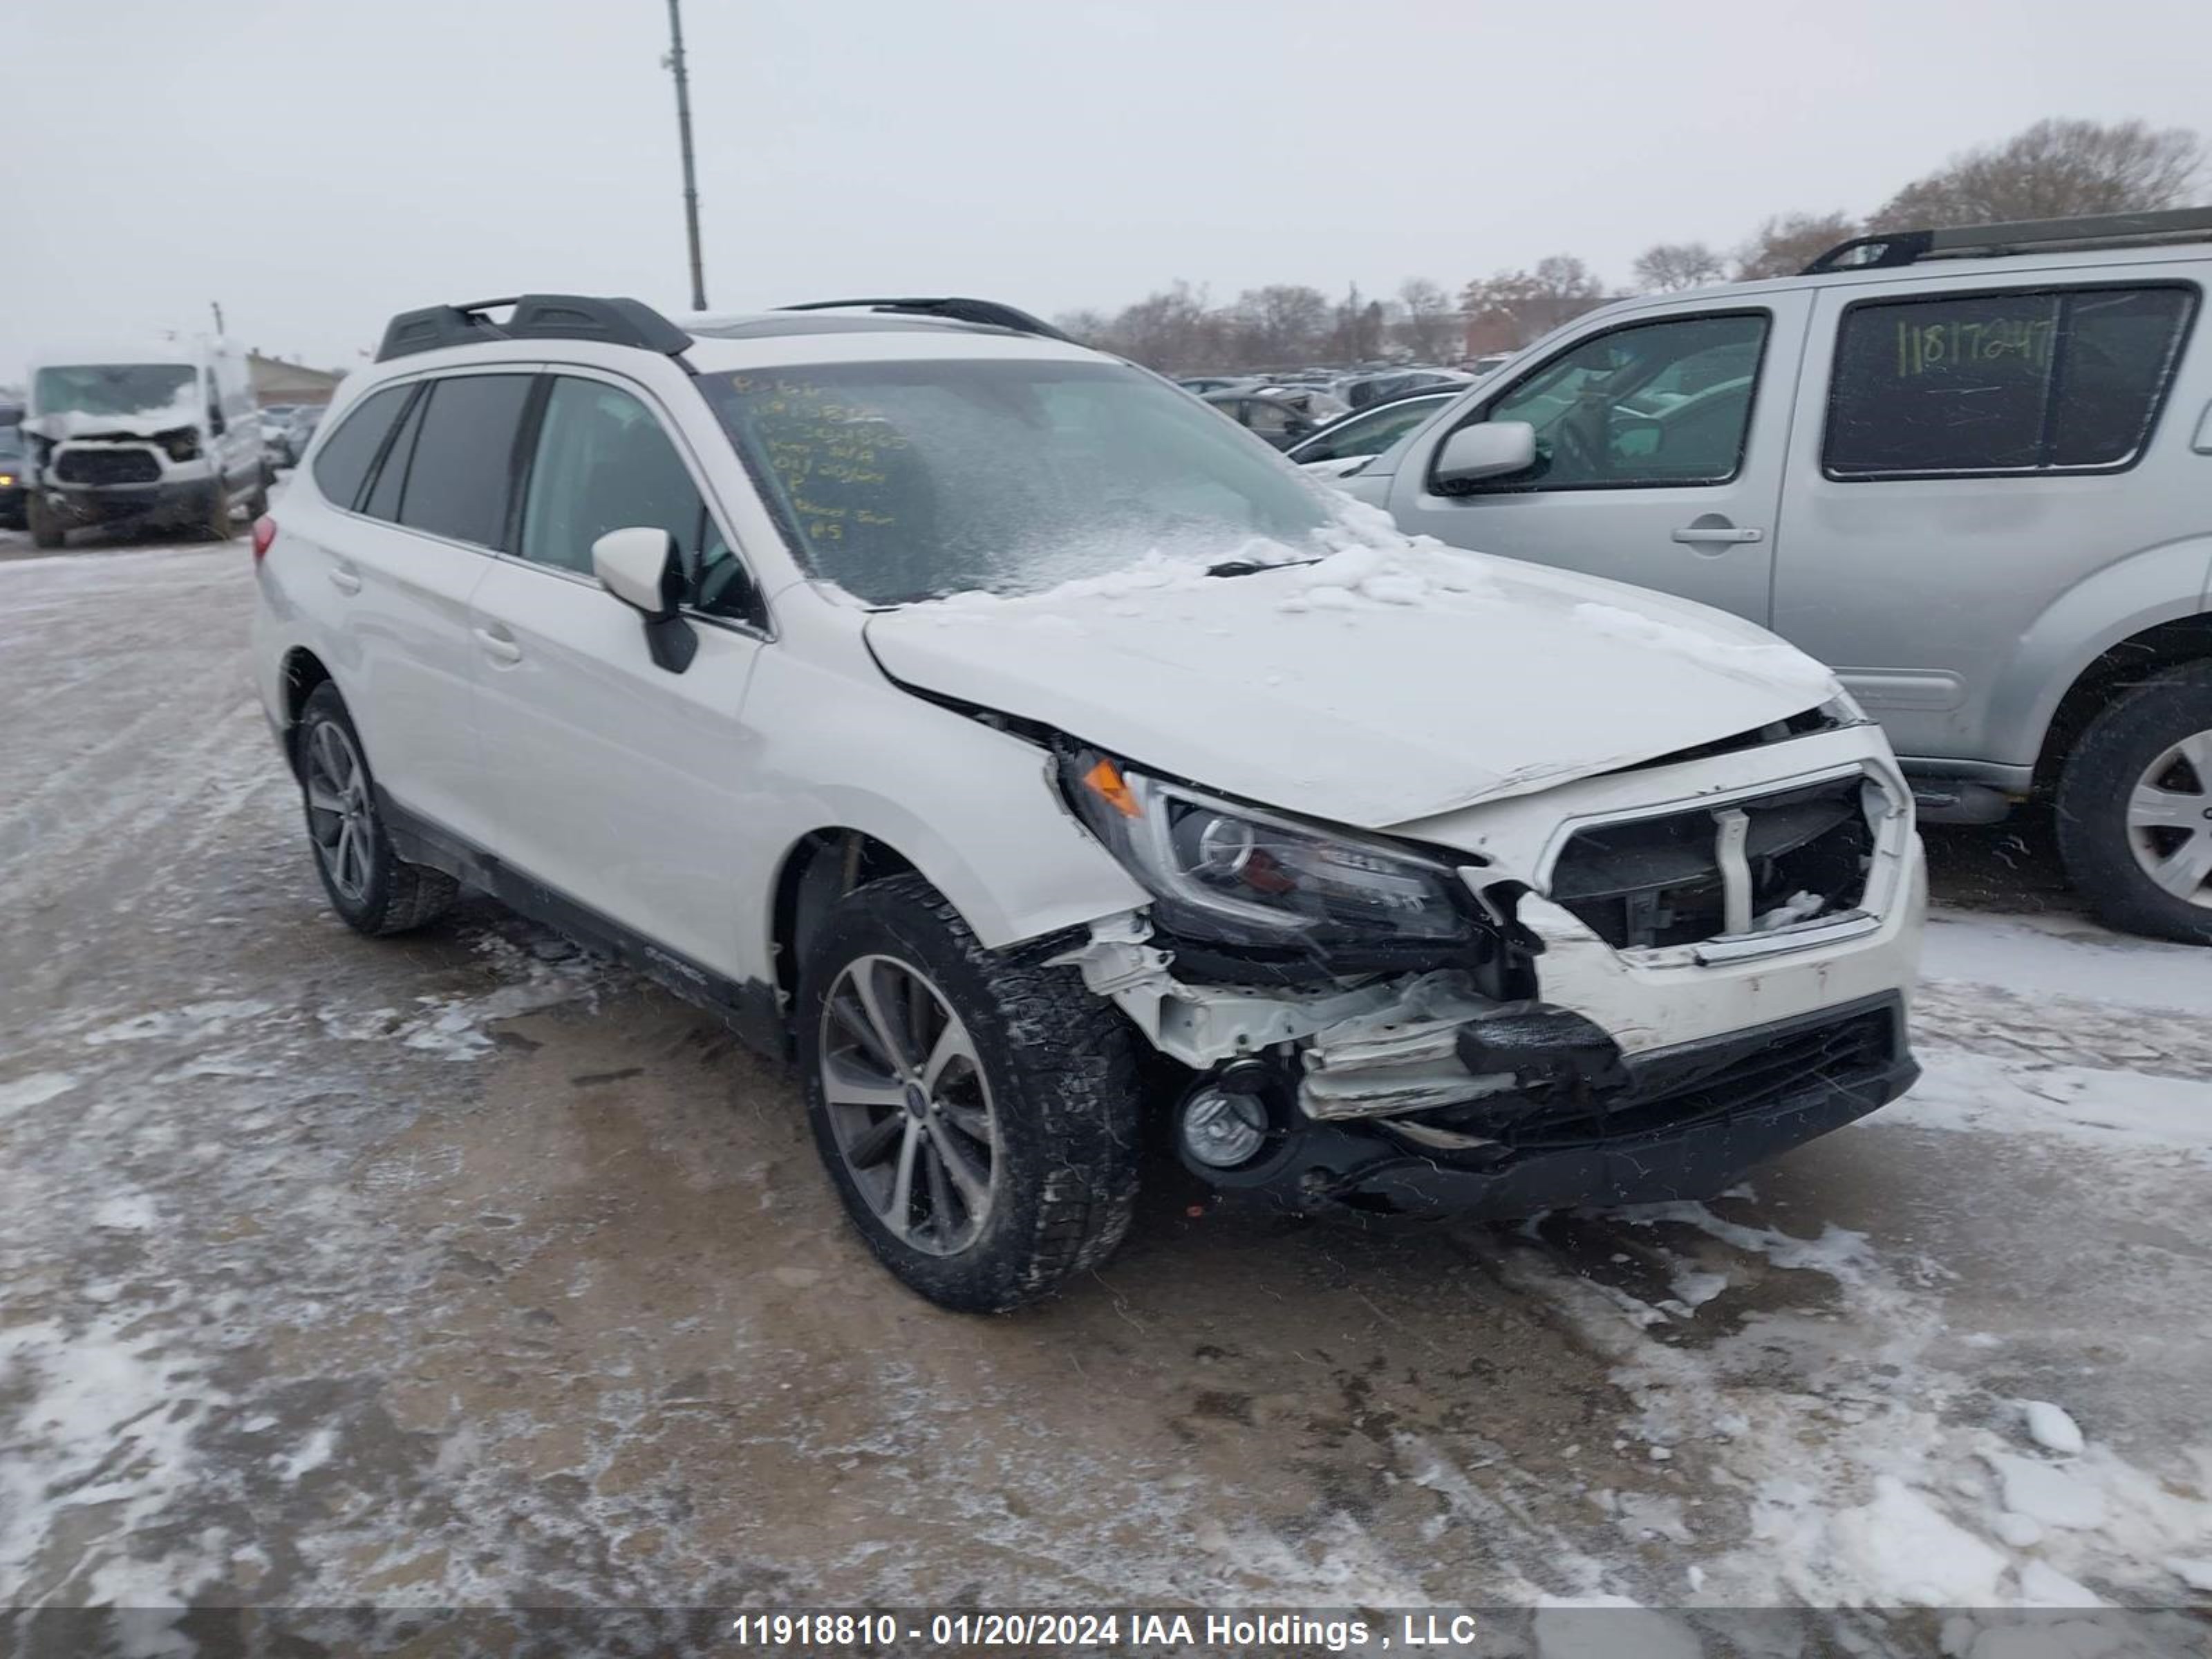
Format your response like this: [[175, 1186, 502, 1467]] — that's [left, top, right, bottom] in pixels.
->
[[727, 1612, 1491, 1650]]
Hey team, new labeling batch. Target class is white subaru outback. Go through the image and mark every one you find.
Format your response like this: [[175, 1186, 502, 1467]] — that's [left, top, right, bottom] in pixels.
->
[[251, 293, 1926, 1311]]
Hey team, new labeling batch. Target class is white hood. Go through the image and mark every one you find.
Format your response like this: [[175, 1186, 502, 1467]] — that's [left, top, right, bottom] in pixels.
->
[[864, 541, 1839, 830]]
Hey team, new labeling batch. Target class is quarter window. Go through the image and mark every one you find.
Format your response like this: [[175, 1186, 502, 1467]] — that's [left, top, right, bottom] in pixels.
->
[[1824, 285, 2195, 478], [1465, 312, 1768, 490], [359, 388, 426, 523], [518, 377, 753, 620], [393, 375, 533, 547], [310, 384, 412, 510]]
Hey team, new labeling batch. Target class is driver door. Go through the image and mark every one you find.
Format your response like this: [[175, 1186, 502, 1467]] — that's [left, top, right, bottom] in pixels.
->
[[1387, 294, 1812, 626]]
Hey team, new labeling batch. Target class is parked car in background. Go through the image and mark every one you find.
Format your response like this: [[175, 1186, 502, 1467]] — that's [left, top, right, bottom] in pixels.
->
[[1286, 390, 1456, 478], [281, 405, 324, 462], [260, 404, 301, 466], [0, 422, 27, 528], [1340, 207, 2212, 943], [253, 290, 1922, 1310], [1338, 367, 1471, 411], [1175, 375, 1253, 395], [1202, 383, 1349, 449], [21, 338, 268, 546]]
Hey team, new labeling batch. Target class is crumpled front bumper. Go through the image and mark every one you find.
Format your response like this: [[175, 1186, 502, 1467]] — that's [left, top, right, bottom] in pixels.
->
[[1224, 993, 1916, 1217]]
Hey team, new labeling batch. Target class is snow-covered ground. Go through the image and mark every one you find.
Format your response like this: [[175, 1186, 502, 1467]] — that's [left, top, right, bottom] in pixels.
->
[[1, 534, 2207, 1652]]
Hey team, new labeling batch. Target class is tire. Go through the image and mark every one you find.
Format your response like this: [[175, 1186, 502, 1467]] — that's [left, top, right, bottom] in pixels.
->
[[797, 873, 1141, 1312], [26, 498, 64, 550], [2055, 659, 2212, 945], [294, 682, 458, 937], [203, 482, 236, 541]]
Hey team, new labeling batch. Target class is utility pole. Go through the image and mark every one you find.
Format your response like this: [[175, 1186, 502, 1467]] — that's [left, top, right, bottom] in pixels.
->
[[210, 300, 225, 335], [664, 0, 708, 312]]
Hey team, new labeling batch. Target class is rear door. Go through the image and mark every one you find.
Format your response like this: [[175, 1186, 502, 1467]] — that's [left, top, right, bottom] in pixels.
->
[[1772, 272, 2204, 764], [1385, 294, 1813, 626], [324, 370, 534, 843], [464, 371, 768, 977]]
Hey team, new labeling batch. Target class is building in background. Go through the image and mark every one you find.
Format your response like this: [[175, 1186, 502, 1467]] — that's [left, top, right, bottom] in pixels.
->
[[247, 353, 344, 408]]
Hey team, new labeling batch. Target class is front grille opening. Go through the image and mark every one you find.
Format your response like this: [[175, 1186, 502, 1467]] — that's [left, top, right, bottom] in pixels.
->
[[54, 448, 161, 486], [1550, 777, 1875, 950]]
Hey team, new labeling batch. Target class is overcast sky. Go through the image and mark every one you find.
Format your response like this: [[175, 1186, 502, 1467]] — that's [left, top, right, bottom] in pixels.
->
[[7, 0, 2207, 377]]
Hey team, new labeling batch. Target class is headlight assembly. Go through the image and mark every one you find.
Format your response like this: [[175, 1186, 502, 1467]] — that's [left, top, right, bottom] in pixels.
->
[[1063, 751, 1471, 948]]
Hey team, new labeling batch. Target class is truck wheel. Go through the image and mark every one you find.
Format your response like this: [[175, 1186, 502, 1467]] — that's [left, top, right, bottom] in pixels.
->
[[26, 498, 64, 550], [797, 873, 1141, 1311], [2056, 660, 2212, 944], [203, 483, 237, 541], [294, 682, 458, 937]]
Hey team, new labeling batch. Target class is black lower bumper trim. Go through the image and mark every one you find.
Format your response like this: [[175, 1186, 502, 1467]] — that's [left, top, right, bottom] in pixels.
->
[[1228, 994, 1915, 1219]]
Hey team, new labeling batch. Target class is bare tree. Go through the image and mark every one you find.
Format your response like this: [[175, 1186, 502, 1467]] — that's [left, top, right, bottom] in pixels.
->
[[1102, 281, 1217, 371], [1632, 241, 1728, 292], [1328, 283, 1387, 362], [1460, 255, 1605, 349], [1395, 278, 1459, 360], [1877, 118, 2204, 229], [1228, 284, 1331, 368], [1732, 212, 1859, 281], [1053, 308, 1112, 347]]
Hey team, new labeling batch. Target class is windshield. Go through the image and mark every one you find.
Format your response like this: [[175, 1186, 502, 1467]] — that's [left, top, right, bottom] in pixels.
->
[[699, 359, 1335, 604], [33, 364, 198, 419], [0, 427, 21, 458]]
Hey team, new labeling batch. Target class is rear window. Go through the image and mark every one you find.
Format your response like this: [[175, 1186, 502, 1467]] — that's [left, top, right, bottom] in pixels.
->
[[310, 385, 412, 510], [393, 375, 534, 547], [1824, 285, 2196, 479]]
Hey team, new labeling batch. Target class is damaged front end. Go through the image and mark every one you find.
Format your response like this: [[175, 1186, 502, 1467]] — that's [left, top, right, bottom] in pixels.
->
[[1052, 727, 1924, 1218]]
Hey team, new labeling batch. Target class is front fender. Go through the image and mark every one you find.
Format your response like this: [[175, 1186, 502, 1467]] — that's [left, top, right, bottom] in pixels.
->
[[1985, 534, 2212, 768]]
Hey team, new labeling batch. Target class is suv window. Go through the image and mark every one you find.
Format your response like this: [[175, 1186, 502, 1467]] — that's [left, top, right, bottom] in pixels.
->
[[518, 377, 753, 620], [1824, 285, 2195, 479], [393, 375, 533, 547], [361, 389, 425, 523], [310, 384, 412, 510], [1471, 312, 1768, 490]]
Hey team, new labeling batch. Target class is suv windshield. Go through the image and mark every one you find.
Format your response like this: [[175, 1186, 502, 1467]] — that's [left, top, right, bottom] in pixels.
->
[[699, 359, 1333, 604], [33, 364, 198, 419]]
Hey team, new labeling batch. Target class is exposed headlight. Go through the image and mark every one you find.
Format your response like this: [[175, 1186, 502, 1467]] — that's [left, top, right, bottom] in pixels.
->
[[1063, 751, 1471, 946], [153, 427, 201, 463]]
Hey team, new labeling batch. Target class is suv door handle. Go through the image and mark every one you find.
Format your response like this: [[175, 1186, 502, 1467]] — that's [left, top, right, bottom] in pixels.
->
[[1671, 523, 1763, 545], [327, 566, 362, 594], [473, 626, 523, 666]]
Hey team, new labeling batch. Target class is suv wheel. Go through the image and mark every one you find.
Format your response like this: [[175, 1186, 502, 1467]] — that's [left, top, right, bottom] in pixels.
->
[[26, 498, 64, 550], [295, 682, 458, 936], [797, 874, 1141, 1311], [2056, 661, 2212, 944]]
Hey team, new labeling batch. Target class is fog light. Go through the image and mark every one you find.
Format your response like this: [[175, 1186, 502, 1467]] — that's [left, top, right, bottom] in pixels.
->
[[1179, 1085, 1269, 1169]]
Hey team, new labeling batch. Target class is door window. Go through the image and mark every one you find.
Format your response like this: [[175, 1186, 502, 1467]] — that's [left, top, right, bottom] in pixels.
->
[[1824, 285, 2195, 478], [1293, 396, 1444, 464], [518, 377, 754, 621], [1463, 312, 1769, 490], [311, 384, 413, 510], [391, 375, 533, 547]]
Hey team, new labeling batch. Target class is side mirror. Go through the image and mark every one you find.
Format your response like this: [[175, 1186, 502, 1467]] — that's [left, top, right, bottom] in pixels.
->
[[1432, 420, 1536, 489], [592, 525, 697, 673]]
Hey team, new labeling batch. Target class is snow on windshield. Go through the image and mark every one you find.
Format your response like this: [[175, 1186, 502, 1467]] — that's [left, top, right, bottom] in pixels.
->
[[32, 364, 198, 420], [700, 358, 1338, 604]]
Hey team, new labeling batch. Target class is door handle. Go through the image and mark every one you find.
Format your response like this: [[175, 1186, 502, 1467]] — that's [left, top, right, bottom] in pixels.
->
[[473, 627, 523, 666], [1671, 523, 1764, 545], [327, 567, 362, 594]]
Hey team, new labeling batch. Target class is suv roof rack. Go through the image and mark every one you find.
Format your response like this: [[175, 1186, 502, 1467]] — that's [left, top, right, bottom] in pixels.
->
[[1802, 206, 2212, 274], [775, 297, 1074, 343], [375, 294, 693, 363]]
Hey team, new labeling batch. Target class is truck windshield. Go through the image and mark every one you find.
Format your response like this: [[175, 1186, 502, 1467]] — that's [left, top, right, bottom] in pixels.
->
[[697, 359, 1333, 604], [34, 364, 198, 418]]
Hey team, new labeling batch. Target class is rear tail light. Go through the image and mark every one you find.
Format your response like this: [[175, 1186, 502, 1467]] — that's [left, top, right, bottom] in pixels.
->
[[252, 516, 278, 562]]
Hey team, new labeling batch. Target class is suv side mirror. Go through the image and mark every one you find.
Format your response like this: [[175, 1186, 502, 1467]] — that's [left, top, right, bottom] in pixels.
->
[[1432, 420, 1536, 488], [592, 525, 697, 673]]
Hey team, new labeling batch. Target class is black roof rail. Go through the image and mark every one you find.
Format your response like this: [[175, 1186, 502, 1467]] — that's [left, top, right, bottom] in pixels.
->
[[1802, 205, 2212, 274], [375, 294, 693, 363], [776, 297, 1075, 343]]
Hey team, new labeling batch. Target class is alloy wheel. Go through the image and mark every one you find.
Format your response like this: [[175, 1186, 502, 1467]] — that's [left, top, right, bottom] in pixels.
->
[[305, 720, 375, 903], [818, 954, 997, 1255], [2125, 727, 2212, 910]]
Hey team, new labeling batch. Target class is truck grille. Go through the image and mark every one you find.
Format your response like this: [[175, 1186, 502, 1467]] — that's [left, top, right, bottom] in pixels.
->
[[1548, 776, 1875, 950], [54, 448, 161, 485]]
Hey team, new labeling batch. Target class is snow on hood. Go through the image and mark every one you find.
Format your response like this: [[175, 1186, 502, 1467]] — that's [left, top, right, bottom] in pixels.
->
[[24, 390, 203, 442], [863, 510, 1837, 830]]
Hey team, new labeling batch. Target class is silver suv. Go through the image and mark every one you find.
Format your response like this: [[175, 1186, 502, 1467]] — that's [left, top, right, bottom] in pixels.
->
[[1340, 208, 2212, 944]]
